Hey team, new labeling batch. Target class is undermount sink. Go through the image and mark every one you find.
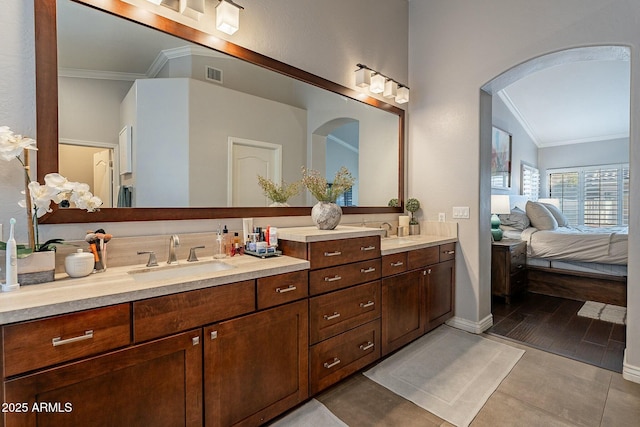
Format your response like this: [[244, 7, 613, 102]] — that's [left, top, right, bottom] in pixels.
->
[[128, 260, 236, 281]]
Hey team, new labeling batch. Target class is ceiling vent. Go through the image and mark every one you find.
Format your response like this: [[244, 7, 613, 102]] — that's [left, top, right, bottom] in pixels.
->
[[206, 66, 223, 84]]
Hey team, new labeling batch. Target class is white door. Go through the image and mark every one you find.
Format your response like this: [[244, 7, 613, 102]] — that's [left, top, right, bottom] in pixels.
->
[[228, 138, 282, 206], [93, 149, 112, 208]]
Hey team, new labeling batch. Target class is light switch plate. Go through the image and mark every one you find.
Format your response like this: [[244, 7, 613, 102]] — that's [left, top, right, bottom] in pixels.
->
[[452, 207, 470, 219], [438, 213, 446, 222]]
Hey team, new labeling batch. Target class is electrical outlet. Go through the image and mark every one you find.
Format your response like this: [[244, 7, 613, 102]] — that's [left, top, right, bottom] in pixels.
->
[[452, 206, 470, 219], [438, 213, 446, 222]]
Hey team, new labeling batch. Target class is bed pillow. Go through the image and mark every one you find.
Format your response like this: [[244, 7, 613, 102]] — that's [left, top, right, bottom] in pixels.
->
[[498, 207, 530, 230], [542, 202, 569, 227], [526, 201, 558, 230]]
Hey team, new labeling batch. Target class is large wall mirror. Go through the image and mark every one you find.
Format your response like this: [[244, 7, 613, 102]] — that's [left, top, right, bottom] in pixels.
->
[[35, 0, 404, 223]]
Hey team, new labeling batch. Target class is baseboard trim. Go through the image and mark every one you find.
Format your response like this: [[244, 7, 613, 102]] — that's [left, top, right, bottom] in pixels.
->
[[623, 350, 640, 384], [446, 314, 493, 334]]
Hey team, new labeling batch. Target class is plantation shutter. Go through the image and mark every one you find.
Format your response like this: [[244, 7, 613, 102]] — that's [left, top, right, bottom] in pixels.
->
[[549, 171, 579, 225], [521, 163, 540, 200]]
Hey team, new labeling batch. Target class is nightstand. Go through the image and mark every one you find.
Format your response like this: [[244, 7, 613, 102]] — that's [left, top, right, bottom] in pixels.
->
[[491, 240, 526, 303]]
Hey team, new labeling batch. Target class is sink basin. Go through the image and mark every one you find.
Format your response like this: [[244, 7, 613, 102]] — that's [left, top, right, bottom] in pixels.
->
[[128, 260, 236, 281]]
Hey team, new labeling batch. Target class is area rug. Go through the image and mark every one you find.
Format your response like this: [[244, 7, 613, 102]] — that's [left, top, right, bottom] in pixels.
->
[[577, 301, 627, 325], [269, 399, 347, 427], [363, 326, 524, 427]]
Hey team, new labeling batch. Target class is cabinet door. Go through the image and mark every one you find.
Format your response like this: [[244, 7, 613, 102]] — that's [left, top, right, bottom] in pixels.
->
[[381, 270, 423, 356], [4, 330, 203, 427], [204, 300, 308, 427], [424, 260, 456, 333]]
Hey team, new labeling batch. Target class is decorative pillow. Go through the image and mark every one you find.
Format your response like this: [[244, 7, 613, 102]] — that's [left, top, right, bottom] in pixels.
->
[[498, 207, 530, 230], [525, 201, 558, 230], [542, 203, 569, 227]]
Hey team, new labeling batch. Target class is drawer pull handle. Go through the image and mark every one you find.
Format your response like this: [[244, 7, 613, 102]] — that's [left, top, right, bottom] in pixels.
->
[[360, 301, 375, 308], [516, 265, 524, 269], [324, 357, 341, 369], [361, 267, 376, 273], [325, 275, 342, 282], [424, 269, 432, 275], [360, 341, 374, 351], [324, 312, 341, 321], [361, 246, 376, 251], [276, 285, 297, 293], [391, 261, 404, 267], [324, 251, 342, 257], [444, 250, 455, 255], [192, 336, 200, 346], [52, 330, 94, 347], [211, 331, 218, 340]]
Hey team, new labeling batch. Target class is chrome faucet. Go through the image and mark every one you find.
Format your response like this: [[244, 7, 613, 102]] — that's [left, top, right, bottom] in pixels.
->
[[380, 222, 393, 238], [167, 235, 180, 264]]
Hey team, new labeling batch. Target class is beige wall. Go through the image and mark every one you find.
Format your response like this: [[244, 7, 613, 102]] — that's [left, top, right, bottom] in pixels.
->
[[409, 0, 639, 381]]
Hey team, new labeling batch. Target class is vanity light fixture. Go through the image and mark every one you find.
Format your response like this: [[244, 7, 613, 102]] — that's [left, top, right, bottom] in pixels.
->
[[216, 0, 244, 35], [180, 0, 205, 20], [355, 64, 410, 104], [369, 73, 386, 94], [383, 80, 397, 98], [395, 85, 410, 104]]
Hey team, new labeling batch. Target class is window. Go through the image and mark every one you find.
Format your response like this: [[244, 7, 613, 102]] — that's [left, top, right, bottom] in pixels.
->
[[548, 164, 629, 227], [521, 163, 540, 201]]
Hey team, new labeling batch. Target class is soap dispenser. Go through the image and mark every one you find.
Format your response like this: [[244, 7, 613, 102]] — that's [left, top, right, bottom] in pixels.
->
[[222, 225, 231, 257], [214, 224, 225, 259]]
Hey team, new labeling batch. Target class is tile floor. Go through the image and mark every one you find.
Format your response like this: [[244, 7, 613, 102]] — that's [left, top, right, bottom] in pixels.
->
[[314, 334, 640, 426]]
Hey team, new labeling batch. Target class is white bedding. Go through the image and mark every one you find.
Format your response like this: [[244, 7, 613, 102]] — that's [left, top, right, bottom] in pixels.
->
[[520, 225, 628, 265]]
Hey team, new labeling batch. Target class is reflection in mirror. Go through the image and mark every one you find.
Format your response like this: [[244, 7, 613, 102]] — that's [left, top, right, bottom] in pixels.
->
[[37, 0, 404, 222]]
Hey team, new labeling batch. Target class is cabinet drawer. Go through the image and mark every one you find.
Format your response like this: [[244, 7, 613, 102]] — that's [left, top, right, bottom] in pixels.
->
[[2, 304, 131, 377], [381, 252, 408, 277], [407, 246, 439, 270], [308, 236, 380, 269], [510, 248, 526, 273], [257, 270, 308, 309], [309, 319, 381, 395], [439, 243, 456, 262], [510, 270, 527, 294], [309, 281, 380, 344], [309, 259, 381, 296], [133, 280, 255, 343]]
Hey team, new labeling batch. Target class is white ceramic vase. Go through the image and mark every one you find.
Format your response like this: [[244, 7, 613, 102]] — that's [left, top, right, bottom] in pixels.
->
[[311, 202, 342, 230], [269, 202, 290, 207]]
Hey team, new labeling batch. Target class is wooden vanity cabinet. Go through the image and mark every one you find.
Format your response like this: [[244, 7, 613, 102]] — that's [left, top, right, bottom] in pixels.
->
[[203, 300, 308, 427], [281, 235, 382, 395], [381, 243, 456, 356], [4, 329, 203, 427]]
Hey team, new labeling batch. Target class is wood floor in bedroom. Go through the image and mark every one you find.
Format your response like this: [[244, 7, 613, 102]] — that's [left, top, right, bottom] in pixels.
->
[[487, 292, 625, 373]]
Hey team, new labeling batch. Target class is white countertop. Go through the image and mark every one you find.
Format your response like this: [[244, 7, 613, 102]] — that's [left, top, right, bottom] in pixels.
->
[[0, 254, 309, 325], [0, 225, 457, 325], [278, 225, 385, 242], [380, 234, 458, 255]]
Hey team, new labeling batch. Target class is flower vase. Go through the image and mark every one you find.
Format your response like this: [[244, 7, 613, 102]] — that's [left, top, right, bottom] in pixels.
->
[[311, 202, 342, 230], [17, 250, 56, 285]]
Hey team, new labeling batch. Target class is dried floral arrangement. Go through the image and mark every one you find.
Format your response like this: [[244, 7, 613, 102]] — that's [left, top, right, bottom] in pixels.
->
[[301, 166, 355, 203], [257, 175, 301, 204]]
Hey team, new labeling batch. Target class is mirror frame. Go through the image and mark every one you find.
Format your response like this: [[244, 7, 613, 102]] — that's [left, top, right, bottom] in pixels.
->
[[35, 0, 404, 223]]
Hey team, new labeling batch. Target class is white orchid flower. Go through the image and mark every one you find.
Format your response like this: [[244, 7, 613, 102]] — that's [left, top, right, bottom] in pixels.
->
[[18, 181, 56, 217], [0, 126, 37, 161]]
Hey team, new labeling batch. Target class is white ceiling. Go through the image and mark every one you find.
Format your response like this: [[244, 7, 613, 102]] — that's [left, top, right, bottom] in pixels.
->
[[498, 59, 630, 148]]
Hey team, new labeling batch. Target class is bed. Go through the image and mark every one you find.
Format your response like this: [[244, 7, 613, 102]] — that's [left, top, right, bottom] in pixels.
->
[[499, 198, 628, 306]]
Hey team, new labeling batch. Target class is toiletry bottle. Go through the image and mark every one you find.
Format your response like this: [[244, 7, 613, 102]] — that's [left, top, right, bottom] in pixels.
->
[[268, 226, 278, 248], [214, 224, 225, 259], [223, 225, 231, 256]]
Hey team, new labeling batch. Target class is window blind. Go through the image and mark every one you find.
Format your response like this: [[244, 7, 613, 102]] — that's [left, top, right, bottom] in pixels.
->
[[521, 163, 540, 201]]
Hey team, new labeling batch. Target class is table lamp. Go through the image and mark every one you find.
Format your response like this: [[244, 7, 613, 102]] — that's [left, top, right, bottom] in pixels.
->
[[490, 195, 511, 241]]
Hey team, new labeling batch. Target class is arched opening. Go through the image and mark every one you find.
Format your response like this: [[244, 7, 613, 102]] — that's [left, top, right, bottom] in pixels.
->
[[480, 46, 631, 371]]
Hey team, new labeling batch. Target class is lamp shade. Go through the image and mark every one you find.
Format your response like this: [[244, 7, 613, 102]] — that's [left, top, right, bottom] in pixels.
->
[[395, 85, 409, 104], [369, 73, 385, 94], [491, 195, 511, 214], [383, 80, 397, 98], [216, 0, 241, 35], [355, 67, 371, 88], [180, 0, 205, 20]]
